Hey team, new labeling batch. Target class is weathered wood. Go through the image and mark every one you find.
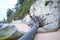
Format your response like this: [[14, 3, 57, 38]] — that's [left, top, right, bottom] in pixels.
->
[[18, 15, 39, 40], [18, 22, 39, 40]]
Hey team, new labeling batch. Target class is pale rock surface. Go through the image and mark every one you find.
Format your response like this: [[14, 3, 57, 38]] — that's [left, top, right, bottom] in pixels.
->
[[22, 14, 34, 26], [12, 24, 31, 33], [0, 25, 17, 38], [23, 0, 60, 32], [11, 20, 31, 33]]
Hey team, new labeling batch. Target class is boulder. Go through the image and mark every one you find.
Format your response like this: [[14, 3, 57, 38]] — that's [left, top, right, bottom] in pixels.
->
[[22, 0, 60, 32], [37, 20, 59, 33], [0, 24, 24, 40]]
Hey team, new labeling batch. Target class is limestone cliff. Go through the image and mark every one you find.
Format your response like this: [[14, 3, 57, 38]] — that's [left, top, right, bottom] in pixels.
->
[[23, 0, 60, 32]]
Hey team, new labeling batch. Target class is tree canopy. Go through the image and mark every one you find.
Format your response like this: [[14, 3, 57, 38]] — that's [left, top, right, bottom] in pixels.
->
[[7, 0, 35, 22]]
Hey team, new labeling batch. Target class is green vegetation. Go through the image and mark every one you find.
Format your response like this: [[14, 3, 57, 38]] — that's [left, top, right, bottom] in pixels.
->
[[6, 33, 24, 40], [0, 33, 24, 40], [45, 1, 53, 6], [14, 0, 35, 19], [0, 35, 10, 40], [7, 0, 35, 22]]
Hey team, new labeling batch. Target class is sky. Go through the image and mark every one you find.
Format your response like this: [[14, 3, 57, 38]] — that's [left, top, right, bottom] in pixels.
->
[[0, 0, 17, 21]]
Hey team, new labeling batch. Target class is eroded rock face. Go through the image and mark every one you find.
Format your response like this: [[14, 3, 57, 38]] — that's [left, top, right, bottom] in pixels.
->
[[30, 0, 60, 25], [37, 21, 59, 33], [30, 0, 60, 32], [23, 0, 60, 32], [22, 14, 34, 26]]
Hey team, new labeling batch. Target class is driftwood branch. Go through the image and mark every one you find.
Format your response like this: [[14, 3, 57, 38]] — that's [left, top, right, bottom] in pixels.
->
[[18, 15, 39, 40]]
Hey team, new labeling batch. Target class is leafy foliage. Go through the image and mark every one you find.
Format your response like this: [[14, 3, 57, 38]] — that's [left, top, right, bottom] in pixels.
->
[[45, 1, 53, 6], [7, 0, 35, 22], [7, 9, 13, 18], [14, 0, 35, 19], [0, 33, 24, 40]]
